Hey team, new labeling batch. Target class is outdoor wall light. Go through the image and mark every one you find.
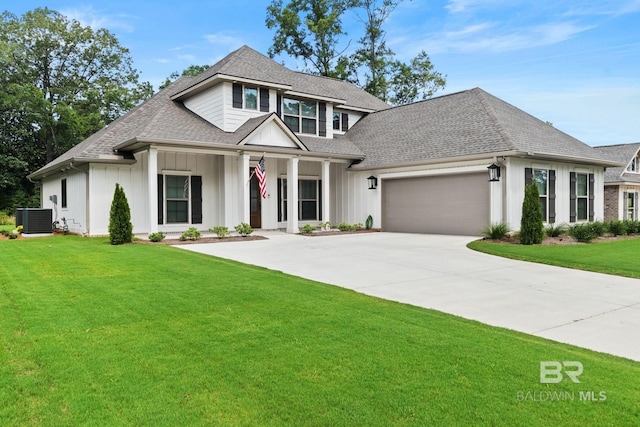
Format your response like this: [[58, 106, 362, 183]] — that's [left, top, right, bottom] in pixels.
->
[[487, 163, 501, 182], [367, 175, 378, 190]]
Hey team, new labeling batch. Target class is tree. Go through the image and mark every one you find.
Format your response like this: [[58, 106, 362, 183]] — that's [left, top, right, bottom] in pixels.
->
[[349, 0, 446, 104], [266, 0, 354, 76], [159, 64, 211, 90], [0, 8, 152, 212], [520, 183, 544, 245], [109, 183, 133, 245]]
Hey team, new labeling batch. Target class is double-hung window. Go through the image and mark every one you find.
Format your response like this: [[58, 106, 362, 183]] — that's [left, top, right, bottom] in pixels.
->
[[533, 169, 548, 222], [576, 173, 589, 221], [628, 156, 639, 172], [244, 86, 258, 110], [627, 193, 637, 220], [283, 98, 317, 135], [278, 178, 321, 221], [166, 175, 189, 223]]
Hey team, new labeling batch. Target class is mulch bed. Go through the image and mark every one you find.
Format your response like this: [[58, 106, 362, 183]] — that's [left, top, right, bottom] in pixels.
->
[[164, 235, 267, 245], [484, 234, 640, 245], [302, 228, 381, 237]]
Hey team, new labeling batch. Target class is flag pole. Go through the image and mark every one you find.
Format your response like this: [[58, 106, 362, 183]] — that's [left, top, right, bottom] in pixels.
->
[[246, 153, 266, 184]]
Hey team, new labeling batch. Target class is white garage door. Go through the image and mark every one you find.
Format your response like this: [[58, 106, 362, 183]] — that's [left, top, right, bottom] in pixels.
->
[[382, 172, 490, 235]]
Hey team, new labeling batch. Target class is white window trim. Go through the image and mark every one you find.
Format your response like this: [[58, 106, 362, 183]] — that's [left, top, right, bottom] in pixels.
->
[[278, 175, 321, 222], [162, 171, 193, 225], [575, 172, 590, 222], [282, 97, 318, 136], [627, 156, 639, 173], [533, 168, 549, 222]]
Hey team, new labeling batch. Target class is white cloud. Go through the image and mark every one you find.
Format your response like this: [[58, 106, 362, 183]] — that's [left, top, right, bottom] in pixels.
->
[[204, 32, 244, 48], [60, 6, 135, 33], [564, 0, 640, 17]]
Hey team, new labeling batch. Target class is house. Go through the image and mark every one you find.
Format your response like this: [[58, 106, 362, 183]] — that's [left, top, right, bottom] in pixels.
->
[[28, 45, 621, 236], [594, 142, 640, 221]]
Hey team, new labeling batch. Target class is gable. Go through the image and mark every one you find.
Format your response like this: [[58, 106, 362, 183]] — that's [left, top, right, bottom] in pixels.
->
[[239, 116, 307, 150]]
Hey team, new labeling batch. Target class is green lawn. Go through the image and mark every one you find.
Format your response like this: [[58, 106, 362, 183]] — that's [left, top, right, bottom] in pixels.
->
[[468, 238, 640, 278], [1, 236, 639, 426]]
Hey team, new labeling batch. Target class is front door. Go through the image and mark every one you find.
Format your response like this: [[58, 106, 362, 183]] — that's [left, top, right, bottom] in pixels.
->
[[250, 167, 262, 228]]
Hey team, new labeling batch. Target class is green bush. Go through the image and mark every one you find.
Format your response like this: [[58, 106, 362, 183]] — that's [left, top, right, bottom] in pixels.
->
[[8, 229, 19, 239], [234, 222, 253, 237], [365, 215, 373, 230], [299, 224, 316, 234], [337, 222, 354, 232], [0, 211, 14, 226], [319, 221, 332, 231], [588, 221, 607, 237], [180, 227, 201, 241], [608, 220, 627, 236], [108, 183, 133, 245], [569, 223, 597, 243], [544, 223, 566, 237], [623, 219, 640, 234], [520, 183, 544, 245], [482, 223, 511, 240], [210, 226, 231, 238], [148, 232, 165, 242]]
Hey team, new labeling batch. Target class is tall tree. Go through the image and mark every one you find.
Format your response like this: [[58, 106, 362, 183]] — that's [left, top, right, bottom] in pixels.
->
[[0, 8, 152, 212], [159, 64, 211, 90], [350, 0, 445, 104], [266, 0, 354, 76]]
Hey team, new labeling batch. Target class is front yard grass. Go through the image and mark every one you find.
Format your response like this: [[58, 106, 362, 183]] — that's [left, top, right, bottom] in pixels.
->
[[1, 236, 639, 425], [468, 238, 640, 279]]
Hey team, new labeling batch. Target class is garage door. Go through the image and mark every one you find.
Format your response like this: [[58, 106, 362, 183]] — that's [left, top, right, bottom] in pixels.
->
[[382, 172, 490, 235]]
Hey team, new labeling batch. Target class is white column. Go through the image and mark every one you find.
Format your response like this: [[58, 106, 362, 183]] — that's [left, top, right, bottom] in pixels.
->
[[321, 160, 331, 224], [287, 157, 299, 233], [239, 153, 250, 224], [148, 147, 158, 233]]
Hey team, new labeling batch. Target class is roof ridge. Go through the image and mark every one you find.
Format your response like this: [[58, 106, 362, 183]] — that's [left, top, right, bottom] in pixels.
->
[[472, 88, 516, 151]]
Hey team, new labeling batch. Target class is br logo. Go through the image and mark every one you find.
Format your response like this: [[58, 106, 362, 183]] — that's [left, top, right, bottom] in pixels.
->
[[540, 361, 584, 384]]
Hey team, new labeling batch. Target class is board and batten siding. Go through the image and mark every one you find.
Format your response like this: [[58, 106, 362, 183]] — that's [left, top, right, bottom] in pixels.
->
[[40, 169, 88, 234]]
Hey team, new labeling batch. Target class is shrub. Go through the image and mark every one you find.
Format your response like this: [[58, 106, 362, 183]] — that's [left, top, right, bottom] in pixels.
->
[[365, 215, 373, 230], [180, 227, 201, 241], [482, 223, 511, 240], [354, 223, 364, 230], [234, 222, 253, 237], [544, 223, 566, 237], [210, 226, 231, 238], [608, 220, 627, 236], [8, 229, 19, 239], [108, 183, 133, 245], [148, 232, 165, 242], [589, 221, 607, 237], [623, 219, 640, 234], [319, 221, 332, 231], [299, 224, 316, 234], [520, 183, 544, 245], [337, 222, 354, 232], [0, 211, 14, 225], [569, 223, 597, 243]]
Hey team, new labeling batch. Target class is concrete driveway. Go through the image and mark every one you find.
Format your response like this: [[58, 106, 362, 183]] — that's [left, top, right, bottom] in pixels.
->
[[179, 232, 640, 362]]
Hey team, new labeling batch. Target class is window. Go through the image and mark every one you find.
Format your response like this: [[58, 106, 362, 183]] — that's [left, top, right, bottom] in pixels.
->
[[333, 112, 340, 130], [166, 175, 189, 223], [628, 156, 639, 173], [628, 193, 636, 220], [533, 169, 548, 221], [244, 86, 258, 110], [278, 178, 321, 221], [283, 97, 317, 135], [61, 178, 67, 209], [576, 173, 589, 221]]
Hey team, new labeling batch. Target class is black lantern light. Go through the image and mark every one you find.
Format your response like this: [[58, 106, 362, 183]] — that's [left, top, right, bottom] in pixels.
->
[[487, 163, 501, 182], [367, 175, 378, 190]]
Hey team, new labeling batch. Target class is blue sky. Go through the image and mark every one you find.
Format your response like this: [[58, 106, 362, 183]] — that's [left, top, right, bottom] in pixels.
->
[[7, 0, 640, 146]]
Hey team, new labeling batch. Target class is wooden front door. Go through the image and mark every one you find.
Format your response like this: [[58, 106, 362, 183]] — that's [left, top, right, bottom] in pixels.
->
[[250, 167, 262, 228]]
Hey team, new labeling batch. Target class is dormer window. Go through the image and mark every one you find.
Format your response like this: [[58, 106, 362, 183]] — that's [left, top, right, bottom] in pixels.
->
[[244, 87, 258, 110], [283, 97, 317, 135], [628, 156, 639, 173]]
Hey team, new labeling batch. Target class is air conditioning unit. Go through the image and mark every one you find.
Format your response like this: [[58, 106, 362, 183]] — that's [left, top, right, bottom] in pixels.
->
[[15, 208, 53, 234]]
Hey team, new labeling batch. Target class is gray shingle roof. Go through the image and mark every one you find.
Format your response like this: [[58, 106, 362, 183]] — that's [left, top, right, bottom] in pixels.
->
[[594, 142, 640, 183], [174, 45, 390, 112], [346, 88, 618, 169]]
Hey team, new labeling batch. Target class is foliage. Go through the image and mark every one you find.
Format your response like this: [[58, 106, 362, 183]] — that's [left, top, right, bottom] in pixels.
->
[[0, 211, 14, 225], [519, 183, 544, 245], [299, 224, 316, 234], [108, 183, 133, 245], [365, 215, 373, 230], [544, 223, 566, 237], [266, 0, 352, 77], [0, 8, 152, 212], [179, 227, 201, 241], [589, 221, 607, 237], [8, 229, 19, 239], [569, 223, 598, 243], [482, 222, 510, 240], [319, 221, 332, 231], [622, 219, 640, 234], [148, 232, 165, 242], [234, 222, 254, 236], [159, 64, 211, 90], [337, 222, 362, 231], [210, 225, 231, 238], [1, 236, 639, 425], [608, 220, 627, 236]]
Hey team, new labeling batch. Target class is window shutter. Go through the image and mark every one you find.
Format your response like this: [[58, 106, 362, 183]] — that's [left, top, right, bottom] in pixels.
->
[[524, 168, 533, 185], [635, 193, 639, 220], [157, 174, 164, 225], [548, 170, 556, 223], [318, 102, 327, 137], [318, 179, 322, 221], [341, 113, 349, 131], [277, 94, 282, 118], [191, 176, 203, 224], [260, 88, 270, 112], [588, 173, 595, 221], [623, 191, 628, 220], [569, 172, 576, 223], [232, 83, 243, 109]]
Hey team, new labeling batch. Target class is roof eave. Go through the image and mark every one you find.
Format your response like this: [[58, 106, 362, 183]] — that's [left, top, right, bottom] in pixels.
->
[[171, 73, 292, 101], [28, 157, 136, 180], [350, 151, 524, 171]]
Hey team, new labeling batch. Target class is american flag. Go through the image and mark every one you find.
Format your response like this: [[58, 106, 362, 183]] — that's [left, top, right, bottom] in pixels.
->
[[255, 156, 267, 199]]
